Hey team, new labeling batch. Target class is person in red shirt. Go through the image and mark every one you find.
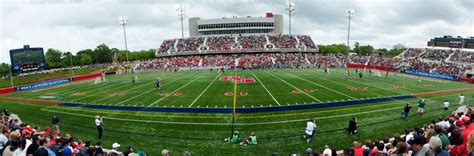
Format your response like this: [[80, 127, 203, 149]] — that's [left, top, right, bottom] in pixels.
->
[[352, 141, 364, 156], [450, 130, 467, 156]]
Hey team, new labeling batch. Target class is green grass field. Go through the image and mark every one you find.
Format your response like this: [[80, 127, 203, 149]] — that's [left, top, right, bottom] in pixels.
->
[[0, 68, 473, 155]]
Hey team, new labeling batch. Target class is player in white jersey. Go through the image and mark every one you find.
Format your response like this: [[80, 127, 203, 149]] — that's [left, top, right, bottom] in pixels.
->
[[459, 94, 465, 105]]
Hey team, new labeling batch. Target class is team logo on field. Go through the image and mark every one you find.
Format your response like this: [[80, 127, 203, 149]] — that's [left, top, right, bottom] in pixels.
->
[[392, 84, 405, 88], [224, 92, 233, 96], [419, 83, 432, 87], [160, 92, 182, 96], [347, 86, 368, 91], [219, 76, 255, 84], [172, 92, 182, 96], [292, 90, 301, 94], [109, 92, 128, 96], [292, 89, 318, 94], [223, 92, 249, 96]]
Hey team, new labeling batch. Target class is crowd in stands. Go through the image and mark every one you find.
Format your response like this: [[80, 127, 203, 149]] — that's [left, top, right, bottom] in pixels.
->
[[297, 35, 317, 49], [420, 49, 452, 61], [206, 36, 236, 51], [268, 35, 297, 49], [0, 110, 137, 156], [175, 37, 204, 52], [451, 51, 474, 64], [156, 34, 318, 54]]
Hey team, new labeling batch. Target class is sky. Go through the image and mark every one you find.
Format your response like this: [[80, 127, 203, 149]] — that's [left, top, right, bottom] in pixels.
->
[[0, 0, 473, 64]]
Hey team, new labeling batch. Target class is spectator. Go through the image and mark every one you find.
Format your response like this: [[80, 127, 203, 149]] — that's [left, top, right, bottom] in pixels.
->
[[322, 145, 331, 156], [122, 145, 133, 156], [467, 131, 474, 155], [389, 142, 408, 156], [449, 130, 467, 156], [352, 141, 363, 156], [94, 142, 104, 156], [2, 131, 20, 156], [429, 136, 448, 156], [434, 125, 450, 150], [0, 127, 9, 151], [26, 135, 39, 156], [107, 143, 121, 156], [408, 136, 425, 156], [161, 149, 169, 156]]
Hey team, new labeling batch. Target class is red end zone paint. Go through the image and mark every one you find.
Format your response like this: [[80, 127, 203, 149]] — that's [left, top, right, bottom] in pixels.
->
[[0, 88, 15, 95], [72, 73, 102, 81], [412, 88, 474, 97], [1, 97, 64, 105]]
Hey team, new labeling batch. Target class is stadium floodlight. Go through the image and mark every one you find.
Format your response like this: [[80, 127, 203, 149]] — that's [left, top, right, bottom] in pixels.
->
[[177, 5, 186, 38], [285, 0, 295, 35], [119, 16, 129, 62], [345, 9, 354, 52]]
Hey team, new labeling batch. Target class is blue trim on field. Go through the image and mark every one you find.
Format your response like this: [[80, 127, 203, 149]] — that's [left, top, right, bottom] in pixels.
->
[[61, 95, 416, 113]]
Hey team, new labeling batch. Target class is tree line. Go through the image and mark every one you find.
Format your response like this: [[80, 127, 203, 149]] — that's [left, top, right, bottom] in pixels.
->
[[45, 44, 155, 68]]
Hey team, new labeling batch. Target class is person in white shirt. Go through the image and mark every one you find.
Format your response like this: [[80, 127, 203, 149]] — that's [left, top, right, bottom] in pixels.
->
[[443, 100, 449, 110], [304, 119, 317, 145], [95, 116, 103, 140], [322, 145, 332, 156], [459, 94, 465, 105]]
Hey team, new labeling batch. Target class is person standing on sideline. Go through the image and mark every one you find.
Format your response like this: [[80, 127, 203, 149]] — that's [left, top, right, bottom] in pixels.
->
[[348, 117, 358, 135], [417, 99, 426, 117], [459, 94, 465, 106], [443, 100, 449, 110], [52, 114, 60, 133], [304, 119, 317, 145], [95, 116, 103, 140], [402, 103, 412, 120]]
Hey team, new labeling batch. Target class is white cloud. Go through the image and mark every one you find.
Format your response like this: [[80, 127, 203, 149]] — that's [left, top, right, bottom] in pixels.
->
[[0, 0, 473, 64]]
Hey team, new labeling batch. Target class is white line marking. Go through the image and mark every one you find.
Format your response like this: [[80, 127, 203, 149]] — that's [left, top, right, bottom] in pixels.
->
[[268, 72, 322, 102], [148, 76, 201, 107], [281, 70, 357, 100], [251, 71, 281, 106], [188, 73, 222, 107]]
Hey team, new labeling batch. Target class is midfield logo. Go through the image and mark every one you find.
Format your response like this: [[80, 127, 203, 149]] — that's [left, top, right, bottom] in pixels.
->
[[219, 76, 255, 84]]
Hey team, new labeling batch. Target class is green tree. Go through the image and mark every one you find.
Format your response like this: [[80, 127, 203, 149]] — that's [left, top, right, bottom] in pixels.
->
[[79, 54, 92, 65], [359, 45, 374, 56], [45, 48, 63, 68], [93, 44, 113, 63], [61, 52, 74, 67], [353, 42, 360, 54], [0, 63, 10, 76]]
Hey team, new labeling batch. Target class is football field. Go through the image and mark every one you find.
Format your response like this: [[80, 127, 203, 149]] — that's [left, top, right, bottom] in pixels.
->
[[1, 68, 473, 155]]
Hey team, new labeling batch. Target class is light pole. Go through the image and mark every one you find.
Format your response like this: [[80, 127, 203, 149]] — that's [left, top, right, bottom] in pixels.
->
[[177, 5, 186, 38], [346, 9, 354, 52], [285, 0, 295, 35], [119, 16, 129, 62]]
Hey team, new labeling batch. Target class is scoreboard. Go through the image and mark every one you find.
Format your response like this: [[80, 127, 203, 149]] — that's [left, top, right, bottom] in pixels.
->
[[10, 45, 46, 72]]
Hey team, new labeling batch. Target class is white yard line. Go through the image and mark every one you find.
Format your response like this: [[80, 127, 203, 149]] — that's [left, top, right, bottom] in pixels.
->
[[282, 70, 358, 100], [251, 71, 281, 106], [268, 72, 322, 103], [188, 73, 222, 107], [148, 75, 202, 107], [117, 76, 185, 105]]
